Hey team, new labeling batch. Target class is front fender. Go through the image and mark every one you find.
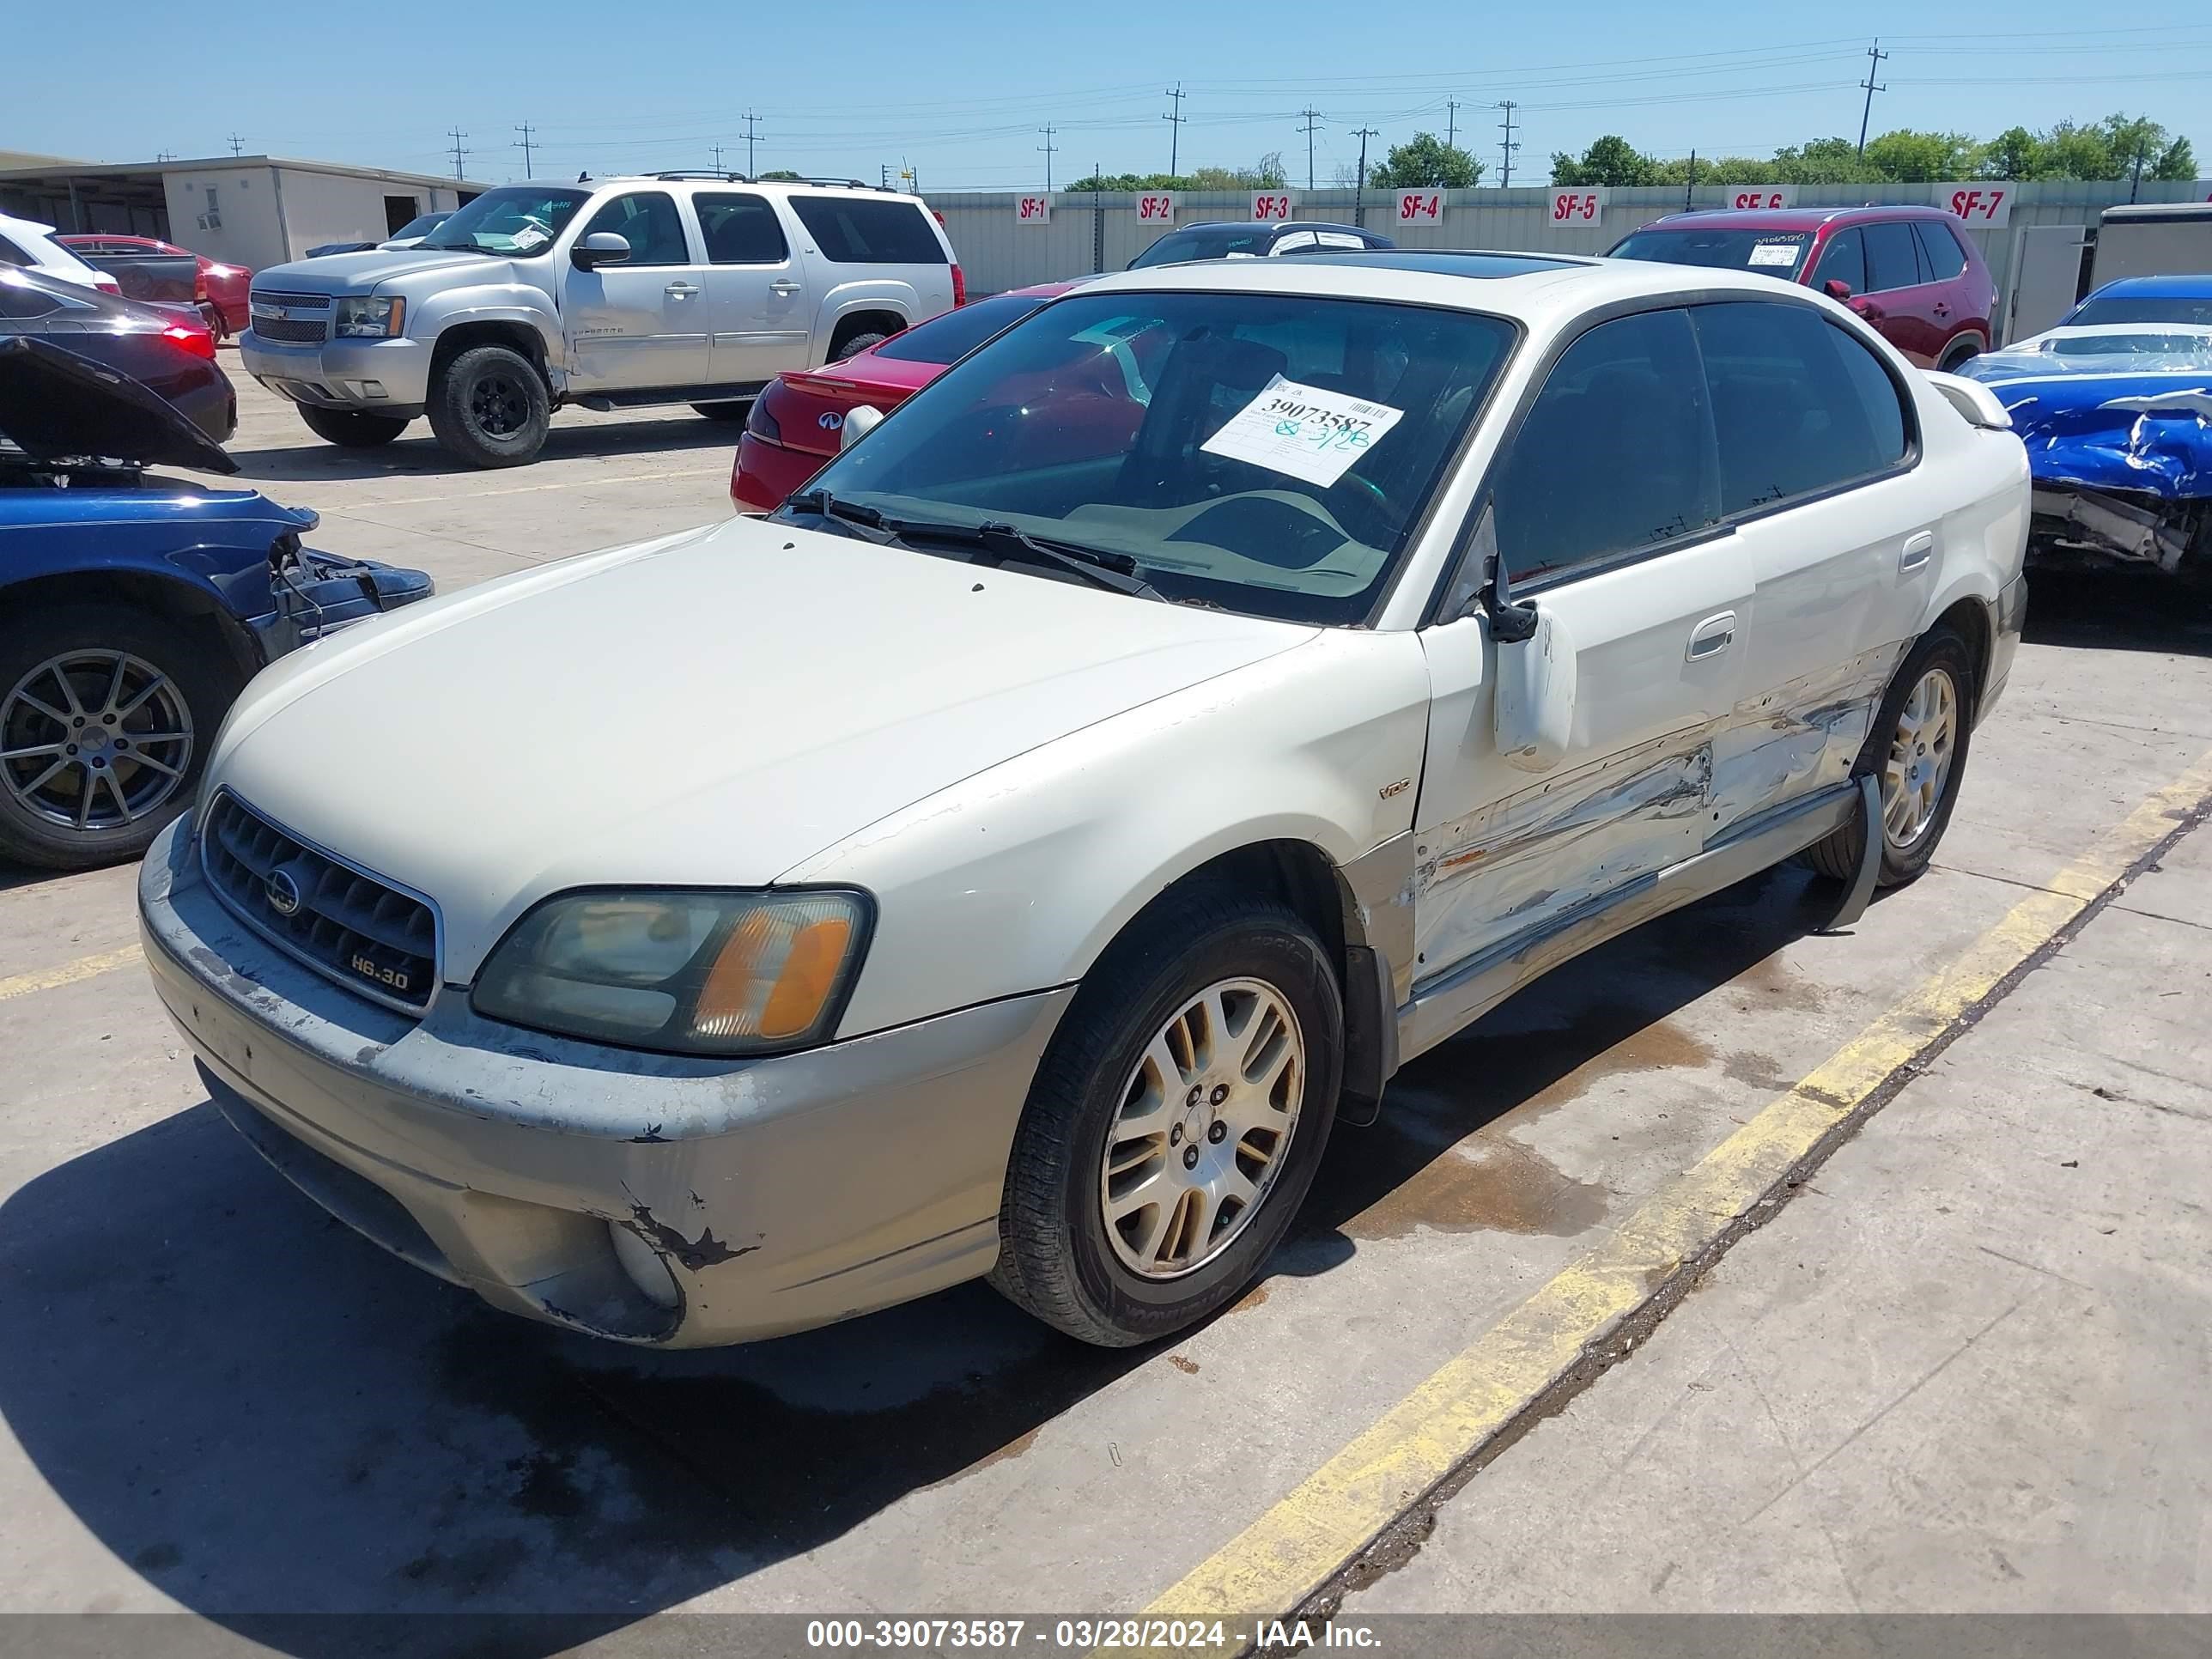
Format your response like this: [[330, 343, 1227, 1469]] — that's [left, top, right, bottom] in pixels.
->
[[410, 289, 563, 368], [784, 630, 1435, 1038]]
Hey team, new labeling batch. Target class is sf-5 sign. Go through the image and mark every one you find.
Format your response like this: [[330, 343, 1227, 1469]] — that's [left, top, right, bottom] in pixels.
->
[[1547, 187, 1609, 224]]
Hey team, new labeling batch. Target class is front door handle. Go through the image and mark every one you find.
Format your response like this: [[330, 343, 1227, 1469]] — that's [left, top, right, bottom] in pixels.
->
[[769, 279, 803, 295], [1899, 531, 1935, 574], [1687, 611, 1737, 661], [665, 282, 702, 298]]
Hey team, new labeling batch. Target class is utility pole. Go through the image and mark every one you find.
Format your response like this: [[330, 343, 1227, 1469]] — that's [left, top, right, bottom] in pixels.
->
[[1297, 108, 1324, 192], [1684, 149, 1697, 210], [711, 143, 727, 175], [742, 111, 762, 177], [1856, 39, 1889, 155], [1164, 83, 1187, 177], [1497, 101, 1519, 188], [2129, 140, 2147, 203], [1038, 124, 1057, 192], [515, 123, 537, 179], [1352, 125, 1379, 225], [1445, 98, 1460, 154], [228, 133, 245, 157], [447, 127, 471, 182], [880, 162, 890, 188]]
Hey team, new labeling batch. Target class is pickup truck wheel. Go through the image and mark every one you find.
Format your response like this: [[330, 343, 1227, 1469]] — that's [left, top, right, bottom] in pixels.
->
[[830, 331, 889, 361], [0, 603, 235, 871], [1805, 626, 1975, 889], [990, 882, 1343, 1346], [298, 406, 410, 447], [427, 344, 550, 468]]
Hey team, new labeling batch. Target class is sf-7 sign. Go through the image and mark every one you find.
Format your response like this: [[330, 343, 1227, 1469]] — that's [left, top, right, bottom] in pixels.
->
[[1939, 185, 2012, 228]]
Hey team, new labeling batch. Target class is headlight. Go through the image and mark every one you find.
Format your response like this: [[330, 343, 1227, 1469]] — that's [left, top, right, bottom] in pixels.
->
[[332, 295, 405, 338], [471, 889, 871, 1055]]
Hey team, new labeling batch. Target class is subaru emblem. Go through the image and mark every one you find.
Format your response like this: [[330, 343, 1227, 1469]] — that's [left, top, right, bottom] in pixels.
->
[[266, 869, 303, 918], [818, 410, 844, 431]]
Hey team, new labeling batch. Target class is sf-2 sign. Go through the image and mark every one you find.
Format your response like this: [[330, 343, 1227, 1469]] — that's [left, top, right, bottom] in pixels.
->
[[1395, 191, 1445, 224], [1251, 192, 1297, 222], [1136, 193, 1177, 222], [1937, 185, 2012, 228], [1547, 187, 1610, 225], [1015, 195, 1052, 224]]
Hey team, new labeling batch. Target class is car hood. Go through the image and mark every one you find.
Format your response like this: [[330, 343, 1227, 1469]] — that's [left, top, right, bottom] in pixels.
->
[[1961, 325, 2212, 501], [210, 514, 1316, 981], [257, 248, 530, 293], [0, 335, 238, 472]]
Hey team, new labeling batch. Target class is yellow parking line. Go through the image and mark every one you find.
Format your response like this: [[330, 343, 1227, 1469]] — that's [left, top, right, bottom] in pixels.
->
[[0, 944, 144, 1003], [1138, 745, 2212, 1629]]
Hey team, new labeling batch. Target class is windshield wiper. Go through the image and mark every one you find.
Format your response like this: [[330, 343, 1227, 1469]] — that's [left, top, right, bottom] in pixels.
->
[[890, 517, 1163, 599], [783, 489, 908, 545]]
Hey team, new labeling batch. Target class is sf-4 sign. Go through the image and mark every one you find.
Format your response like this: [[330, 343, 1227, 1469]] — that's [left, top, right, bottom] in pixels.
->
[[1548, 187, 1609, 225], [1251, 192, 1297, 222], [1938, 185, 2012, 228], [1396, 191, 1444, 224], [1015, 195, 1051, 224], [1135, 193, 1176, 222]]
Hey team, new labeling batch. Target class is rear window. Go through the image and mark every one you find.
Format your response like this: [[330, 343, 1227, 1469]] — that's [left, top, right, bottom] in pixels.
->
[[790, 197, 946, 264], [2068, 294, 2212, 329], [1130, 227, 1274, 269], [873, 293, 1048, 363], [1914, 222, 1967, 281], [1607, 228, 1812, 279]]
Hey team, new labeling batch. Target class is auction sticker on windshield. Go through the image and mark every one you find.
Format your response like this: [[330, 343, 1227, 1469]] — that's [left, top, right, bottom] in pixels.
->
[[1201, 375, 1405, 487], [1747, 242, 1801, 267]]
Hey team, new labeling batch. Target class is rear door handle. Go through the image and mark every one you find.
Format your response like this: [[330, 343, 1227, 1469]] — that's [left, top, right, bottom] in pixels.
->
[[1900, 532, 1935, 574], [665, 282, 702, 297], [1687, 611, 1737, 661], [769, 279, 803, 295]]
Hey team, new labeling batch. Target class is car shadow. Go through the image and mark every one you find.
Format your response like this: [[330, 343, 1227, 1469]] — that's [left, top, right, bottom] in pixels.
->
[[0, 860, 1833, 1651], [2023, 567, 2212, 658], [216, 414, 745, 485]]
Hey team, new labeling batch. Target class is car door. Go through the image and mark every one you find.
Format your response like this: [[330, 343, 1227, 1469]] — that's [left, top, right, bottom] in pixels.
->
[[694, 191, 810, 386], [561, 190, 708, 392], [1690, 298, 1932, 821], [1911, 220, 1979, 358], [1413, 307, 1754, 981], [1851, 220, 1946, 365]]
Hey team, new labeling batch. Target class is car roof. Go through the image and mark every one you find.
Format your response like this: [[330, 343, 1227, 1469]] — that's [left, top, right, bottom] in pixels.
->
[[2081, 273, 2212, 299], [595, 174, 922, 201], [1638, 204, 1961, 232], [1171, 220, 1370, 235], [1070, 248, 1812, 324]]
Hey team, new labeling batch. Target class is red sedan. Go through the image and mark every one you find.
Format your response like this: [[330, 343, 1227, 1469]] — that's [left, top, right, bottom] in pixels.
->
[[59, 234, 252, 340], [731, 282, 1081, 513]]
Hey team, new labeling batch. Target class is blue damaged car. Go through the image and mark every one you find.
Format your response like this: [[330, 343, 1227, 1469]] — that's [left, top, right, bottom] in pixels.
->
[[0, 334, 432, 869]]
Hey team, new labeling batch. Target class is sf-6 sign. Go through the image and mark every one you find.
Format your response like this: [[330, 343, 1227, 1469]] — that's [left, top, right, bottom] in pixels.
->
[[1713, 185, 1797, 210], [1251, 192, 1297, 222], [1135, 192, 1177, 222], [1014, 194, 1051, 224], [1547, 187, 1609, 225], [1937, 185, 2013, 228]]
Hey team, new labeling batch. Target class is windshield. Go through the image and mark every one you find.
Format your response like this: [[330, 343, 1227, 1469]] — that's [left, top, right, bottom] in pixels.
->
[[2065, 294, 2212, 329], [2049, 330, 2212, 358], [389, 212, 451, 241], [1609, 228, 1812, 279], [1129, 227, 1273, 269], [779, 290, 1516, 624], [420, 188, 589, 254], [872, 293, 1050, 364]]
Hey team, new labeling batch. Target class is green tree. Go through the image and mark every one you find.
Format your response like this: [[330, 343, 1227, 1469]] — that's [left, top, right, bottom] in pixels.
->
[[1979, 126, 2040, 179], [1369, 131, 1484, 189], [757, 168, 803, 181], [1862, 129, 1981, 182], [1551, 135, 1656, 186], [1249, 150, 1288, 189], [2100, 114, 2196, 181], [2035, 120, 2115, 179], [1650, 155, 1781, 185], [1770, 137, 1884, 185]]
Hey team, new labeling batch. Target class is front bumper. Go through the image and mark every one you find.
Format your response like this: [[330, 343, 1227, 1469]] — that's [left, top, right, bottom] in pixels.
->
[[248, 551, 435, 662], [239, 331, 433, 413], [138, 814, 1072, 1346]]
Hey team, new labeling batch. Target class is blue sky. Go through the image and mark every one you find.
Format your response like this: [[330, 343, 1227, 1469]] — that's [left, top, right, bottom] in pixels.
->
[[14, 2, 2211, 189]]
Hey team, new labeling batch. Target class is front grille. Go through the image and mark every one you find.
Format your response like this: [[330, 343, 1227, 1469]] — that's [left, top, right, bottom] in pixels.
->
[[201, 792, 439, 1014], [253, 316, 327, 343], [249, 289, 331, 310]]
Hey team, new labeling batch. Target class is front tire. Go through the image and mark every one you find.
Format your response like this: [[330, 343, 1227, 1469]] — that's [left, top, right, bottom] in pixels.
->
[[298, 405, 410, 447], [1806, 626, 1976, 889], [830, 330, 889, 362], [991, 883, 1342, 1346], [0, 603, 238, 871], [427, 344, 550, 468]]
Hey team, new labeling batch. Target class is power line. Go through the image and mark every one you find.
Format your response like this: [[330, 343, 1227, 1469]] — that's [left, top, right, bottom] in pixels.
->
[[1856, 38, 1889, 155], [1038, 123, 1057, 191], [1296, 108, 1325, 192], [514, 122, 537, 179], [1163, 82, 1187, 175], [447, 126, 471, 181], [1497, 100, 1519, 188], [742, 110, 762, 176]]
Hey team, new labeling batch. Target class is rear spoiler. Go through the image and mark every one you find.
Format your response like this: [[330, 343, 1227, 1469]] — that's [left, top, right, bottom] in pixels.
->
[[1923, 369, 2014, 432]]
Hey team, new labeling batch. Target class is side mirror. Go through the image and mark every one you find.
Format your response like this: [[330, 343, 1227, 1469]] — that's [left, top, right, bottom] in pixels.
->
[[1494, 602, 1577, 775], [841, 404, 884, 450], [571, 232, 630, 271], [1822, 277, 1854, 301]]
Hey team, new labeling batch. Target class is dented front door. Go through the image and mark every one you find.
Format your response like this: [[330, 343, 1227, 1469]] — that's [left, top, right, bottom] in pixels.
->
[[1410, 536, 1754, 990]]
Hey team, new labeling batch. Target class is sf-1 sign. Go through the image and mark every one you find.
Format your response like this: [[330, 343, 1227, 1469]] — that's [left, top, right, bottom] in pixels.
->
[[1548, 187, 1609, 225], [1396, 191, 1444, 224], [1251, 192, 1297, 222], [1015, 195, 1052, 224], [1938, 185, 2012, 228], [1135, 193, 1176, 222]]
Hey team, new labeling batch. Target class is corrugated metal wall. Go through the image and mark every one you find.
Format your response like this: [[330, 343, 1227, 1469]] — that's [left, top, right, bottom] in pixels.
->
[[933, 180, 2211, 338]]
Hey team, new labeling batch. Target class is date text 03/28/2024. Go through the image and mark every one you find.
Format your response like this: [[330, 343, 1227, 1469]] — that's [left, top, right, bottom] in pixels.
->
[[802, 1619, 1383, 1650]]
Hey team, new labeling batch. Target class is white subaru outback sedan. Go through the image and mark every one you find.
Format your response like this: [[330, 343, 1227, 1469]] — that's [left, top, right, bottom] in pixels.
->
[[140, 251, 2029, 1349]]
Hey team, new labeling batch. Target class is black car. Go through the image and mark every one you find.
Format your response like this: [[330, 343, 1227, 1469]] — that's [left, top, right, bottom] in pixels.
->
[[1127, 221, 1396, 270], [0, 267, 236, 446]]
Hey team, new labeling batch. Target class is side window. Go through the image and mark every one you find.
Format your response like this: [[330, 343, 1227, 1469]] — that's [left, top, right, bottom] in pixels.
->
[[1492, 308, 1719, 586], [1913, 222, 1967, 282], [579, 191, 690, 266], [1311, 231, 1365, 250], [1692, 301, 1910, 517], [788, 198, 947, 264], [1862, 222, 1923, 293], [694, 192, 789, 264], [1267, 231, 1317, 253], [0, 283, 63, 319], [1814, 228, 1866, 295], [0, 236, 30, 267]]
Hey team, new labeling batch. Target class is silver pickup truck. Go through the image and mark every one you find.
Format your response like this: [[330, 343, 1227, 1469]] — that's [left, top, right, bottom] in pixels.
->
[[239, 175, 963, 467]]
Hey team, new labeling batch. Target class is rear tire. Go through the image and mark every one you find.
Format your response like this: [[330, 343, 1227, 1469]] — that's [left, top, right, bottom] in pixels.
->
[[990, 881, 1342, 1346], [830, 330, 889, 362], [427, 344, 550, 468], [1805, 626, 1976, 889], [298, 406, 410, 447], [0, 603, 239, 871], [691, 402, 751, 422], [1937, 338, 1983, 372]]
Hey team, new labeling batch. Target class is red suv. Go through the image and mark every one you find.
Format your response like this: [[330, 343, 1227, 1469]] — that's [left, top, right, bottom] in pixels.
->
[[1608, 206, 1996, 369]]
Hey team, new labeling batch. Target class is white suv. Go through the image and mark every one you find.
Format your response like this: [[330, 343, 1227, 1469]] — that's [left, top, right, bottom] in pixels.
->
[[238, 175, 963, 466], [145, 251, 2029, 1348]]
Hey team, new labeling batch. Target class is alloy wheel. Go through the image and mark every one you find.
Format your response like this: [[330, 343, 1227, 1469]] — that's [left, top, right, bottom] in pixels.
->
[[1882, 665, 1958, 852], [0, 649, 193, 834]]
